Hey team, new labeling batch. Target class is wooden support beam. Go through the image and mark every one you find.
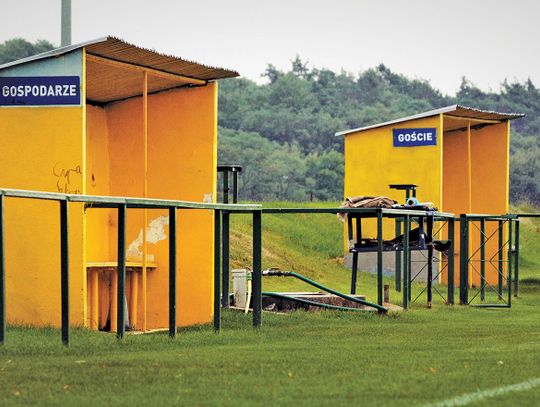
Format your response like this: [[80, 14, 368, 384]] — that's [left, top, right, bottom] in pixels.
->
[[86, 54, 206, 86], [142, 71, 148, 332], [443, 114, 502, 125]]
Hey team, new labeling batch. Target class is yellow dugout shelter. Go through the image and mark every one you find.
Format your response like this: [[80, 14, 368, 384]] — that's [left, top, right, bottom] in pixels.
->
[[0, 36, 238, 331], [337, 105, 524, 285]]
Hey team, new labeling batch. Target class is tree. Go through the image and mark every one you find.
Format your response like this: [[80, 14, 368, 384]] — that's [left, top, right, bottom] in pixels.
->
[[218, 59, 539, 203], [0, 38, 55, 65]]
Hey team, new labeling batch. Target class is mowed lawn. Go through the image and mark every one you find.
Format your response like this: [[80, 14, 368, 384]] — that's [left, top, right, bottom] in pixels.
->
[[1, 203, 539, 406]]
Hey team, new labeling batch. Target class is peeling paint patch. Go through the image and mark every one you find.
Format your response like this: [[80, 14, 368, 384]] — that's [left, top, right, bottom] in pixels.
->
[[203, 193, 213, 203], [127, 215, 169, 260]]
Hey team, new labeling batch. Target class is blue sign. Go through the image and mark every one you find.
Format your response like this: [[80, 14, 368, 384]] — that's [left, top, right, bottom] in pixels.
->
[[0, 76, 80, 106], [393, 128, 437, 147]]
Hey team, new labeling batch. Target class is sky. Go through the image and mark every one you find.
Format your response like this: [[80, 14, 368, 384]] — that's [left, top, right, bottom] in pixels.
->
[[1, 0, 539, 96]]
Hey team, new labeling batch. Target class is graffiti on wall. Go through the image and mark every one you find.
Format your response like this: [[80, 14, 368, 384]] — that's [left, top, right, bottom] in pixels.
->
[[53, 163, 82, 194]]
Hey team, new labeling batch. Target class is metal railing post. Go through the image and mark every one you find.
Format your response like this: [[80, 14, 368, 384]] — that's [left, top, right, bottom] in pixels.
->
[[60, 200, 70, 346], [377, 211, 383, 306], [232, 171, 239, 203], [426, 214, 434, 308], [252, 210, 262, 328], [459, 215, 468, 305], [508, 218, 513, 307], [403, 215, 410, 309], [169, 207, 177, 338], [498, 220, 503, 299], [514, 219, 520, 297], [213, 210, 221, 332], [408, 218, 413, 302], [221, 211, 230, 307], [480, 219, 485, 302], [395, 218, 402, 292], [447, 217, 455, 305], [0, 195, 4, 344], [116, 204, 126, 339], [222, 172, 229, 204]]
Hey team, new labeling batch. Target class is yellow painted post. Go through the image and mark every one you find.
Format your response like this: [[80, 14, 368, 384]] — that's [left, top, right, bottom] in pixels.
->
[[467, 120, 472, 213], [467, 120, 473, 287], [82, 48, 89, 327], [89, 270, 99, 329], [142, 71, 148, 332], [505, 121, 510, 212], [438, 113, 444, 285], [130, 271, 138, 329], [111, 270, 118, 332]]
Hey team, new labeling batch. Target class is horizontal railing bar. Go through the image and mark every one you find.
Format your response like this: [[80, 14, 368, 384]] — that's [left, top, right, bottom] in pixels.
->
[[261, 207, 454, 218], [0, 188, 261, 211], [463, 213, 517, 220], [69, 195, 126, 204], [514, 213, 540, 218], [1, 189, 68, 201]]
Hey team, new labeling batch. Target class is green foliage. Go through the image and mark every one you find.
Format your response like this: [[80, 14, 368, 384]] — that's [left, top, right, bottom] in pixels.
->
[[0, 38, 55, 65], [218, 127, 342, 200], [219, 58, 540, 203]]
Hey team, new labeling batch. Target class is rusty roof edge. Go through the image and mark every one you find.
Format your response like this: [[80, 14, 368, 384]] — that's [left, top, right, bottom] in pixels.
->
[[335, 104, 525, 137], [90, 36, 239, 78], [0, 35, 239, 79]]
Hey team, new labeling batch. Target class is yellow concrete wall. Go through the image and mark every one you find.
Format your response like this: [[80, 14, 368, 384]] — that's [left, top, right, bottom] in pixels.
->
[[86, 83, 217, 330], [343, 115, 442, 244], [442, 126, 470, 285], [442, 129, 470, 215], [146, 83, 217, 328], [0, 107, 86, 326], [471, 122, 509, 214], [469, 122, 510, 286], [86, 105, 112, 261], [442, 121, 509, 286]]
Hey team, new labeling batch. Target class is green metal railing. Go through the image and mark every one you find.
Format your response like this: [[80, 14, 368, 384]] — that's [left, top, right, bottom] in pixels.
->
[[0, 188, 260, 346], [512, 213, 540, 297], [218, 207, 456, 315], [395, 216, 455, 307], [458, 214, 519, 307]]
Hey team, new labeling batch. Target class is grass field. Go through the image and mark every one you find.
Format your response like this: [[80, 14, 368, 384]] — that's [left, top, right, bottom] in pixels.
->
[[1, 202, 539, 406]]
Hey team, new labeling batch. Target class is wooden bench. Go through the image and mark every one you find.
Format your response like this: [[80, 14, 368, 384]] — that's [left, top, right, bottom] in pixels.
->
[[87, 262, 157, 331]]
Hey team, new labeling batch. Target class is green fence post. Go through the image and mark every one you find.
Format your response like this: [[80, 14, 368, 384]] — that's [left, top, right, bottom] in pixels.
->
[[480, 219, 485, 302], [508, 219, 513, 307], [232, 171, 239, 203], [377, 211, 383, 306], [213, 210, 221, 332], [426, 214, 434, 308], [408, 217, 414, 303], [0, 195, 4, 344], [252, 210, 262, 328], [221, 211, 230, 308], [222, 171, 229, 204], [168, 207, 177, 338], [459, 215, 468, 305], [447, 217, 455, 305], [116, 204, 126, 339], [403, 215, 410, 309], [395, 218, 402, 292], [498, 220, 504, 300], [514, 219, 520, 297]]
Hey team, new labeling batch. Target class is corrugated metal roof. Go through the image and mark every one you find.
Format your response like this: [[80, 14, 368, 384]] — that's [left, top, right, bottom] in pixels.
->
[[0, 36, 239, 81], [335, 105, 525, 137]]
